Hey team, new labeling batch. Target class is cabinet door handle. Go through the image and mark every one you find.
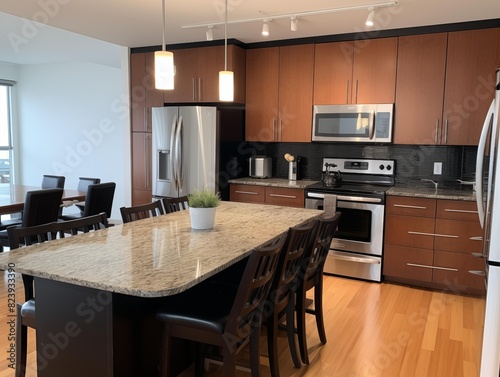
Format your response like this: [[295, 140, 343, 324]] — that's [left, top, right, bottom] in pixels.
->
[[469, 270, 486, 276], [235, 190, 259, 195], [393, 204, 427, 210], [470, 236, 483, 241], [279, 119, 283, 141], [435, 119, 439, 144], [144, 108, 148, 131], [145, 134, 151, 189], [407, 231, 458, 239], [407, 263, 458, 272], [198, 78, 202, 102], [471, 252, 484, 258], [272, 118, 276, 141], [269, 194, 296, 199], [346, 80, 349, 103], [355, 80, 359, 103], [192, 78, 196, 101], [444, 119, 449, 144], [444, 208, 478, 214]]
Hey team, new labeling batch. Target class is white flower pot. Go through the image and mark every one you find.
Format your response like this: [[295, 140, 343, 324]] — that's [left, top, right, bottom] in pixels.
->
[[189, 207, 217, 230]]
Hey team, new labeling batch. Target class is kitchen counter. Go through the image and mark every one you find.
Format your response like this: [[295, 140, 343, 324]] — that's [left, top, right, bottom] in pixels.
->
[[387, 186, 477, 201], [229, 177, 319, 189]]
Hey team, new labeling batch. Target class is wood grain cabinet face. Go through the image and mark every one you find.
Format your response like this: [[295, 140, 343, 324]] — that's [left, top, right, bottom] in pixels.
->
[[313, 37, 397, 105], [230, 184, 304, 208], [131, 132, 152, 205], [245, 45, 314, 142], [384, 196, 485, 294], [395, 27, 500, 145]]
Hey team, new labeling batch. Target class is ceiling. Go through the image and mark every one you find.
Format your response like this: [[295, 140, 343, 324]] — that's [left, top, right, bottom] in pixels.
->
[[0, 0, 499, 67]]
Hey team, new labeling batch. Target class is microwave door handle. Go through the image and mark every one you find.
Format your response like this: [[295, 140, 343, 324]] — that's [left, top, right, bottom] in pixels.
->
[[368, 110, 375, 140]]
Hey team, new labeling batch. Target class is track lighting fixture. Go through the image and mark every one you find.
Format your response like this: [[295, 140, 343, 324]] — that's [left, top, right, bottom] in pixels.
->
[[262, 19, 270, 36], [291, 16, 298, 32], [206, 26, 213, 41], [365, 8, 375, 27]]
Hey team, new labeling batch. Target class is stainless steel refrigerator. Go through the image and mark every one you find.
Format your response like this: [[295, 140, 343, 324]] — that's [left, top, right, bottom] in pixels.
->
[[477, 67, 500, 377], [151, 106, 245, 201]]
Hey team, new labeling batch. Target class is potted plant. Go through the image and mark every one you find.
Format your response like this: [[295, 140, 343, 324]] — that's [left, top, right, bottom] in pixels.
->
[[188, 188, 221, 229]]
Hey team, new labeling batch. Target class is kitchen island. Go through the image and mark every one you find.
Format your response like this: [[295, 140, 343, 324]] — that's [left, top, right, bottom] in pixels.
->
[[0, 201, 322, 377]]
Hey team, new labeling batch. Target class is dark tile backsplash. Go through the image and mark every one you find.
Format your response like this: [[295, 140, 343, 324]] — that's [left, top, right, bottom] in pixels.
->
[[237, 142, 479, 189]]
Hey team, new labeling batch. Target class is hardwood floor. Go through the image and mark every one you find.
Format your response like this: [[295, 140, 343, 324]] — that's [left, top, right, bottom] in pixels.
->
[[0, 271, 485, 377]]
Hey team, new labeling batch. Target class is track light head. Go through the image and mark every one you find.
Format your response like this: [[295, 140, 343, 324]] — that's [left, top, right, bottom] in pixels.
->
[[366, 8, 375, 27], [291, 16, 298, 32], [206, 26, 213, 41], [262, 19, 270, 36]]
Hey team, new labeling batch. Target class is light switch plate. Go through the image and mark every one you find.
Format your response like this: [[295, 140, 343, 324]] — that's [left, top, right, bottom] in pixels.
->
[[434, 162, 442, 175]]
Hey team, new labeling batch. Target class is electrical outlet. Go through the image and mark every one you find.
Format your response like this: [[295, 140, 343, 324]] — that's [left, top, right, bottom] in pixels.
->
[[434, 162, 442, 175]]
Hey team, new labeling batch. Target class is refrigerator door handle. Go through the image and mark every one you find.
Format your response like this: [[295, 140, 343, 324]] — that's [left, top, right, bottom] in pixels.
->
[[176, 115, 184, 191], [170, 114, 178, 191], [475, 99, 495, 228]]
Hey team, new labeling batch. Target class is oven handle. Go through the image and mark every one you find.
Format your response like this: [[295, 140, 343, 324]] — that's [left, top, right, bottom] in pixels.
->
[[307, 192, 382, 203], [330, 253, 381, 264]]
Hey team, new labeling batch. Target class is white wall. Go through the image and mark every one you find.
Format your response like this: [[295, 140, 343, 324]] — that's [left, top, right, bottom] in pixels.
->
[[10, 58, 130, 220]]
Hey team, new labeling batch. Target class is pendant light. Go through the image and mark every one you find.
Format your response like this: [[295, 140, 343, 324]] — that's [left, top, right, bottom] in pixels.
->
[[155, 0, 174, 90], [219, 0, 234, 102]]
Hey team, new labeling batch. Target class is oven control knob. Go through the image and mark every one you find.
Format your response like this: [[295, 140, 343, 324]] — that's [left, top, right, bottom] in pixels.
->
[[386, 165, 392, 171], [379, 164, 385, 170]]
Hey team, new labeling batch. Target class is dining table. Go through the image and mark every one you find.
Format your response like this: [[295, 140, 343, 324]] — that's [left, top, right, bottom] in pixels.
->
[[0, 201, 323, 377], [0, 184, 86, 216]]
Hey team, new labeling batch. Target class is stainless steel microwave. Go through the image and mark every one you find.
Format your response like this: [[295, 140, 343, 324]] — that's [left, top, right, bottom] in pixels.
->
[[312, 104, 394, 143]]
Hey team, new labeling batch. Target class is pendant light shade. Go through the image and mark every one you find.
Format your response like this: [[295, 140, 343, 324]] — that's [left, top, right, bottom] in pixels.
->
[[155, 50, 174, 90], [219, 0, 234, 102], [155, 0, 174, 90]]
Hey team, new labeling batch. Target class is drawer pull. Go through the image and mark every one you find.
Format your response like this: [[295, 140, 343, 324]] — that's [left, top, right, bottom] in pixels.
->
[[235, 190, 259, 195], [470, 236, 483, 241], [469, 270, 486, 276], [471, 252, 484, 259], [407, 231, 458, 238], [407, 263, 458, 272], [444, 209, 479, 214], [394, 204, 427, 210], [269, 194, 297, 199]]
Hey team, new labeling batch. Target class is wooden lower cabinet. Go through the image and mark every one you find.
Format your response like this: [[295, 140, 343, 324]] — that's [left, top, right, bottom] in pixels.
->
[[230, 184, 304, 208], [384, 196, 485, 295]]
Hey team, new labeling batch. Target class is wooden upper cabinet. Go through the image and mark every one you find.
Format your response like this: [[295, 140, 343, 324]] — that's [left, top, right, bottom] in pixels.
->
[[352, 37, 398, 104], [163, 45, 246, 104], [313, 42, 353, 104], [394, 33, 447, 144], [245, 47, 280, 142], [246, 45, 314, 142], [278, 44, 315, 142], [130, 52, 164, 132], [442, 28, 500, 146], [313, 37, 397, 105]]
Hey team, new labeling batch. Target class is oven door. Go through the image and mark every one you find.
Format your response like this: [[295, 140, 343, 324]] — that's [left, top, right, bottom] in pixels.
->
[[305, 195, 385, 256]]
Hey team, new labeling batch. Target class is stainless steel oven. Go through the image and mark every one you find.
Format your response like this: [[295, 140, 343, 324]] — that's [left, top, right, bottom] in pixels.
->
[[306, 158, 395, 282]]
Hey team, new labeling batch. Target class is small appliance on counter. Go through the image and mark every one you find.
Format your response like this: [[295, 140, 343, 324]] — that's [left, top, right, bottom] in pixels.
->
[[284, 153, 300, 180], [249, 156, 272, 178]]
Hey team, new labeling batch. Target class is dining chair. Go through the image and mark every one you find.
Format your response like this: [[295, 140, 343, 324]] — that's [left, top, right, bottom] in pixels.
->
[[161, 196, 189, 213], [41, 174, 65, 189], [264, 220, 319, 377], [60, 182, 115, 220], [155, 234, 287, 377], [8, 212, 109, 377], [0, 188, 64, 251], [74, 177, 101, 214], [120, 201, 164, 223], [296, 212, 342, 365]]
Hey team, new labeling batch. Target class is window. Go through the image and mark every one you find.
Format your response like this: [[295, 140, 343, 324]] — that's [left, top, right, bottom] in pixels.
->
[[0, 81, 14, 184]]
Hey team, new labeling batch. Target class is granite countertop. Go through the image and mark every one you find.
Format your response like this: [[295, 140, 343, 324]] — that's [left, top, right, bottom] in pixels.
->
[[387, 186, 477, 201], [0, 201, 322, 298], [229, 177, 319, 189]]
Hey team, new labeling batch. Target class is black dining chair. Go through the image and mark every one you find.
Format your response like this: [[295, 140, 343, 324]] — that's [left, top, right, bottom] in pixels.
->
[[60, 182, 115, 221], [0, 188, 64, 251], [120, 201, 164, 223], [41, 174, 65, 189], [74, 177, 101, 214], [296, 212, 342, 365], [161, 196, 189, 213], [264, 220, 319, 377], [155, 234, 287, 377], [8, 212, 109, 377]]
